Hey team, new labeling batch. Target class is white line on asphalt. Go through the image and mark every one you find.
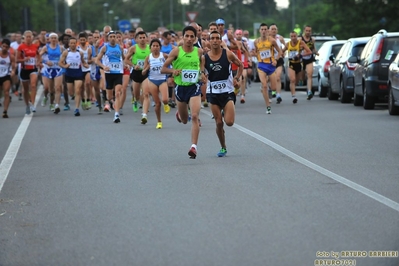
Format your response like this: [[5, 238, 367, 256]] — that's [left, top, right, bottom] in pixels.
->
[[201, 109, 399, 213], [0, 86, 43, 193]]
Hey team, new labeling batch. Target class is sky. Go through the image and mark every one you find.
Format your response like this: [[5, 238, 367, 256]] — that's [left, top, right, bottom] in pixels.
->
[[67, 0, 290, 8]]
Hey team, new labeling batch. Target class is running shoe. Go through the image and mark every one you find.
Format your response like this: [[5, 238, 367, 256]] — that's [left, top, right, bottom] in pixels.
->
[[276, 96, 282, 104], [86, 101, 92, 109], [30, 105, 36, 113], [188, 146, 197, 159], [74, 109, 80, 116], [98, 106, 103, 114], [168, 99, 176, 108], [141, 114, 147, 124], [203, 101, 208, 107], [49, 104, 55, 111], [41, 96, 47, 107], [113, 114, 120, 123], [217, 148, 227, 157], [132, 101, 138, 112], [64, 104, 70, 111], [156, 122, 163, 129], [25, 106, 31, 115], [307, 91, 313, 100], [266, 106, 271, 114], [163, 104, 170, 114], [175, 110, 181, 123], [2, 111, 8, 118], [240, 96, 245, 104], [292, 97, 298, 104], [272, 91, 276, 98], [54, 104, 60, 114], [104, 103, 110, 112]]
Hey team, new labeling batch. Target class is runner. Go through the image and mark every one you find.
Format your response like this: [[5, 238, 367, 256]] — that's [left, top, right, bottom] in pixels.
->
[[95, 31, 124, 123], [59, 33, 72, 110], [269, 24, 286, 103], [117, 32, 132, 115], [281, 31, 312, 103], [299, 25, 319, 99], [253, 23, 282, 113], [39, 33, 65, 114], [90, 31, 103, 114], [124, 31, 150, 112], [0, 39, 16, 118], [161, 31, 177, 108], [141, 38, 170, 128], [77, 32, 93, 110], [201, 31, 243, 157], [58, 37, 89, 116], [161, 25, 205, 159], [17, 30, 40, 115]]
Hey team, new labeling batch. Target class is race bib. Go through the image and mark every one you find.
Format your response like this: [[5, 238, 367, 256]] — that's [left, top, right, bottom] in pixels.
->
[[49, 60, 59, 68], [151, 66, 161, 73], [136, 59, 145, 69], [110, 62, 122, 72], [181, 69, 198, 83], [25, 57, 36, 66], [260, 49, 271, 59], [289, 51, 298, 59], [210, 80, 227, 91], [0, 66, 8, 74], [69, 62, 80, 69]]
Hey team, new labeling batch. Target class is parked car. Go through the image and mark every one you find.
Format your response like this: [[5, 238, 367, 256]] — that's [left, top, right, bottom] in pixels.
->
[[352, 29, 399, 109], [284, 34, 338, 93], [387, 53, 399, 115], [328, 37, 370, 103], [314, 40, 346, 97]]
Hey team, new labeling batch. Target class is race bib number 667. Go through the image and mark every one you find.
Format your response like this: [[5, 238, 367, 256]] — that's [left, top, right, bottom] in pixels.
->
[[182, 69, 198, 83]]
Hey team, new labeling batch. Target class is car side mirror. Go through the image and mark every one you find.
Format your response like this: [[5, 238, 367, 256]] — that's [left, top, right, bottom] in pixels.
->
[[348, 56, 358, 63], [329, 54, 335, 63]]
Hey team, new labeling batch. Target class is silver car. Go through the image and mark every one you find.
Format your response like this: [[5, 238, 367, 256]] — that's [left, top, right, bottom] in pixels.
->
[[328, 37, 370, 103], [387, 53, 399, 115], [314, 40, 346, 97]]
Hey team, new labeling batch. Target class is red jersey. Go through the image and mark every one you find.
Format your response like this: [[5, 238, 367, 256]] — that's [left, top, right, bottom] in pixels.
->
[[18, 43, 39, 70], [231, 48, 242, 71]]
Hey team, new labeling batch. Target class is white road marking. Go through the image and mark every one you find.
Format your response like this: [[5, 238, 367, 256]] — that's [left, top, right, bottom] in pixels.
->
[[201, 109, 399, 212], [0, 86, 43, 193]]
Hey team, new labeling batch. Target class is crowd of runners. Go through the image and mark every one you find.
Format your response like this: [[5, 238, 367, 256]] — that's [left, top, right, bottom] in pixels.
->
[[0, 20, 319, 158]]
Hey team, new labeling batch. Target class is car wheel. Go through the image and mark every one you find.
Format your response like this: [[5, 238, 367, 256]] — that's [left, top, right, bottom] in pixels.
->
[[318, 78, 327, 98], [327, 85, 339, 100], [363, 89, 375, 110], [340, 79, 351, 103], [388, 85, 399, 115]]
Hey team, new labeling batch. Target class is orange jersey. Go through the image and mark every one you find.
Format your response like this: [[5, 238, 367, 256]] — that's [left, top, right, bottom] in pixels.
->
[[18, 43, 39, 69]]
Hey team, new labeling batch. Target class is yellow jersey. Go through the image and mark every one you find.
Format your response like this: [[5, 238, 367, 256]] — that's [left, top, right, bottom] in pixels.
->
[[256, 38, 275, 64], [287, 41, 301, 63]]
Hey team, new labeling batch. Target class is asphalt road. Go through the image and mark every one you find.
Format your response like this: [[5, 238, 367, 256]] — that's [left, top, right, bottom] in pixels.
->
[[1, 83, 399, 266]]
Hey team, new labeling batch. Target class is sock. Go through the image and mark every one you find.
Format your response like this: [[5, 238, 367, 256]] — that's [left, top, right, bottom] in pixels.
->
[[276, 93, 281, 98], [191, 144, 197, 150], [115, 112, 119, 116], [292, 95, 296, 97]]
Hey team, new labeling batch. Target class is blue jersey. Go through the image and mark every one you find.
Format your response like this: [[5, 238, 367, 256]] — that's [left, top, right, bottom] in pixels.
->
[[104, 43, 123, 74], [161, 43, 173, 54]]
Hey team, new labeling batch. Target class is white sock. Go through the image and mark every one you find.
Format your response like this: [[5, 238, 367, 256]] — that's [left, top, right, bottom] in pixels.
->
[[191, 144, 197, 150]]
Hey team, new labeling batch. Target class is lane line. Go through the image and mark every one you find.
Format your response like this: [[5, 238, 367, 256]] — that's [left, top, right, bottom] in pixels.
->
[[0, 86, 43, 193], [201, 109, 399, 212]]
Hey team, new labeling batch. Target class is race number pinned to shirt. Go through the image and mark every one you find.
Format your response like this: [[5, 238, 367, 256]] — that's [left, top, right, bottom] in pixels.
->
[[136, 59, 145, 69], [110, 62, 122, 72], [182, 69, 198, 83], [69, 62, 80, 69], [25, 57, 36, 66], [289, 51, 298, 59], [260, 49, 271, 59], [210, 80, 227, 91]]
